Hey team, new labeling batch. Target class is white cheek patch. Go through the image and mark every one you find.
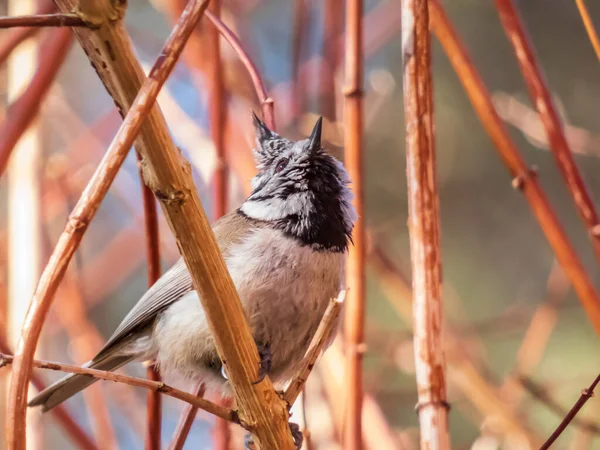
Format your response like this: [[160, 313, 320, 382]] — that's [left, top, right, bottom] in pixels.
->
[[241, 192, 314, 221]]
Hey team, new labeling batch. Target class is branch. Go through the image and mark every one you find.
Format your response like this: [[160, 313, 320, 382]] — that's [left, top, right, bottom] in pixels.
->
[[539, 373, 600, 450], [0, 28, 73, 176], [402, 0, 450, 448], [1, 353, 237, 424], [167, 383, 206, 450], [429, 0, 600, 335], [494, 0, 600, 264], [575, 0, 600, 65], [204, 10, 275, 130], [0, 13, 87, 28], [284, 291, 346, 406], [342, 0, 366, 448], [6, 2, 216, 449]]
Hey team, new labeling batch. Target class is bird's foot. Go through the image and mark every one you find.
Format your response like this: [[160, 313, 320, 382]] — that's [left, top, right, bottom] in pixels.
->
[[243, 422, 303, 450], [252, 342, 272, 385]]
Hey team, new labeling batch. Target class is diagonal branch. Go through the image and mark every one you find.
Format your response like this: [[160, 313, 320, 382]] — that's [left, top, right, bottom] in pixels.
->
[[284, 291, 346, 406], [5, 2, 216, 448], [494, 0, 600, 265], [429, 0, 600, 335], [1, 353, 237, 423], [167, 383, 206, 450]]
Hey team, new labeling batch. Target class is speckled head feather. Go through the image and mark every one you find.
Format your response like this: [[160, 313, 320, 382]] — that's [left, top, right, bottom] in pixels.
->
[[241, 114, 357, 252]]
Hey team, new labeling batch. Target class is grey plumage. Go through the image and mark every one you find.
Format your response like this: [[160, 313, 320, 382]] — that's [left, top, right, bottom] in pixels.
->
[[29, 114, 356, 413]]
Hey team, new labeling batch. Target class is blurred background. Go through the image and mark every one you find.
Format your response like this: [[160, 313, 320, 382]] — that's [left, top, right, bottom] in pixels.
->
[[1, 0, 600, 449]]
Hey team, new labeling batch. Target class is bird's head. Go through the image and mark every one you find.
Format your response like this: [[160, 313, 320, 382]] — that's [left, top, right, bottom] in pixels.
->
[[240, 113, 357, 252]]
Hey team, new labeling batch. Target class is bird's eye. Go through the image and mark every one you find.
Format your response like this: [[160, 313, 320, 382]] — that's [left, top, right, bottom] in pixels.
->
[[275, 158, 289, 173]]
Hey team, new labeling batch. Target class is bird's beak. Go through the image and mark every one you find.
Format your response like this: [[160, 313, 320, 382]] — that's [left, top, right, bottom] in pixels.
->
[[307, 116, 323, 153]]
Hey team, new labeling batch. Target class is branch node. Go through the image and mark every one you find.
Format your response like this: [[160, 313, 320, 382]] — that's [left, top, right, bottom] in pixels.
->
[[511, 165, 538, 190], [414, 399, 451, 413]]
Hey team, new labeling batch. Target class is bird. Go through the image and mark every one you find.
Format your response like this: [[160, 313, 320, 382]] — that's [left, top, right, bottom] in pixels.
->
[[29, 113, 356, 447]]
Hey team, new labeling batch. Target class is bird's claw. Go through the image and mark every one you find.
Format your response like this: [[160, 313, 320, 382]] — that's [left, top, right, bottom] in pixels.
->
[[244, 422, 303, 450], [252, 342, 272, 385]]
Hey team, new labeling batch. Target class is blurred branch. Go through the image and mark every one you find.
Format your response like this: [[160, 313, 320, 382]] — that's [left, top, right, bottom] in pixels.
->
[[517, 375, 600, 436], [493, 92, 600, 158], [0, 13, 86, 28], [538, 373, 600, 450], [291, 0, 308, 118], [321, 0, 341, 120], [205, 10, 275, 129], [1, 353, 237, 423], [343, 0, 366, 448], [0, 28, 72, 176], [6, 1, 216, 448], [429, 0, 600, 335], [402, 1, 450, 448], [575, 0, 600, 65], [284, 292, 346, 406], [0, 0, 55, 63], [494, 0, 600, 264], [167, 383, 206, 450]]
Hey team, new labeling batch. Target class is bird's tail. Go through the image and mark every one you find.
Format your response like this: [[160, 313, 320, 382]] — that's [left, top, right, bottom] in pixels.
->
[[28, 354, 135, 413]]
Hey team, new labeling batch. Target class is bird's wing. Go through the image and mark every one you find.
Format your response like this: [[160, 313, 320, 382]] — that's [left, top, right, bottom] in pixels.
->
[[93, 210, 261, 361]]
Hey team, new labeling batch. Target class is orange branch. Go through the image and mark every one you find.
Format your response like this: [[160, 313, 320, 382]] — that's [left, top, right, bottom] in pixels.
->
[[430, 0, 600, 335], [167, 383, 206, 450], [342, 0, 365, 448], [494, 0, 600, 264], [574, 0, 600, 66]]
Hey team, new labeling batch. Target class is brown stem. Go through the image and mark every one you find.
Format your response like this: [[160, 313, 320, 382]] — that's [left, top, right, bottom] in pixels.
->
[[540, 373, 600, 450], [0, 27, 73, 176], [402, 0, 450, 448], [494, 0, 600, 264], [429, 0, 600, 335], [5, 2, 213, 448], [204, 10, 275, 130], [167, 383, 206, 450], [0, 13, 86, 28], [1, 353, 236, 423], [284, 291, 346, 406], [342, 0, 366, 447], [343, 0, 365, 447], [0, 0, 55, 64]]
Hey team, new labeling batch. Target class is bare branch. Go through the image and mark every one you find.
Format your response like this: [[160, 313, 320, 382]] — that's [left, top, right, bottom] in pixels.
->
[[494, 0, 600, 264], [167, 383, 206, 450], [402, 0, 450, 448], [575, 0, 600, 65], [0, 13, 86, 28], [284, 291, 346, 406], [204, 10, 275, 130], [539, 373, 600, 450], [429, 0, 600, 335], [342, 0, 366, 448], [1, 353, 237, 423]]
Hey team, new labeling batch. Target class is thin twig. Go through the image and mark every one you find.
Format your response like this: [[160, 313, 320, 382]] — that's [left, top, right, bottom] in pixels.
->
[[167, 383, 206, 450], [342, 0, 365, 448], [284, 291, 346, 406], [6, 2, 214, 448], [204, 10, 275, 130], [0, 28, 73, 176], [540, 374, 600, 450], [0, 342, 99, 450], [574, 0, 600, 67], [494, 0, 600, 264], [402, 0, 450, 448], [1, 353, 237, 423], [429, 0, 600, 335], [0, 13, 86, 28]]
